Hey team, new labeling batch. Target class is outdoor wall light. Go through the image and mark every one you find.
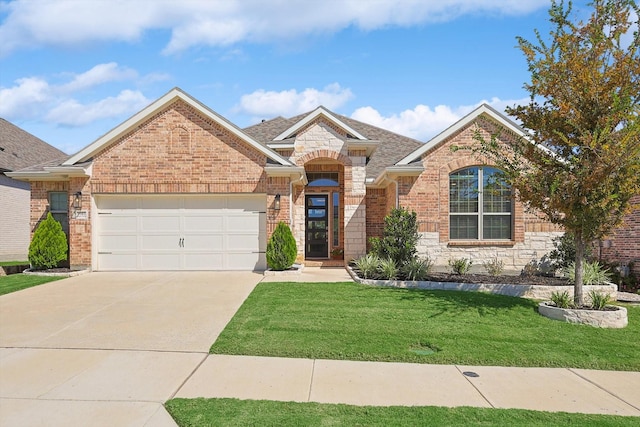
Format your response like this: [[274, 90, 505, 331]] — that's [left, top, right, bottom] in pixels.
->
[[73, 192, 82, 210], [274, 194, 281, 211]]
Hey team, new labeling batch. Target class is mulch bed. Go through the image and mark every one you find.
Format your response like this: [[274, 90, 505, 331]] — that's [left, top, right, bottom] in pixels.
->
[[423, 272, 571, 286]]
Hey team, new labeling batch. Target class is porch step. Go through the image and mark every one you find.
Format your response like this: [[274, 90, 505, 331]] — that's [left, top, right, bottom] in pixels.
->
[[304, 259, 345, 268]]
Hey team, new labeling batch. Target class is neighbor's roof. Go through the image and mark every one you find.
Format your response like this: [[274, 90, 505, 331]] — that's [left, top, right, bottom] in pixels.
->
[[243, 108, 424, 179], [0, 118, 67, 172]]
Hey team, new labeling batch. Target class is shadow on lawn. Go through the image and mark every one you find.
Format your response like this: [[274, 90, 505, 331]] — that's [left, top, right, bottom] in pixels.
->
[[392, 287, 539, 317]]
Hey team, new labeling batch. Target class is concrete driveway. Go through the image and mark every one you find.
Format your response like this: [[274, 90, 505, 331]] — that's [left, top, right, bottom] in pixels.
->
[[0, 271, 262, 427]]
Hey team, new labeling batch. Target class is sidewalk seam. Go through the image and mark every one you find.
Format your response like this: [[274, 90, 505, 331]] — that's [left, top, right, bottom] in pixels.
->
[[455, 365, 495, 408], [568, 368, 640, 412], [307, 359, 317, 402], [165, 353, 209, 401]]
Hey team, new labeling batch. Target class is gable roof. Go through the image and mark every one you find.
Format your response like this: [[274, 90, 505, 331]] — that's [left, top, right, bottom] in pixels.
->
[[0, 118, 67, 173], [397, 104, 527, 165], [64, 87, 292, 166], [272, 107, 367, 141], [243, 108, 424, 180]]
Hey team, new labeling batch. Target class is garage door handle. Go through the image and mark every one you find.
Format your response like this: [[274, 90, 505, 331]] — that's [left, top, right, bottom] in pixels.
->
[[178, 238, 184, 248]]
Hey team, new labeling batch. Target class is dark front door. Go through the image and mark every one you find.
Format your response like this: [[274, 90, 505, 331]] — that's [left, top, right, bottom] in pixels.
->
[[305, 195, 329, 258]]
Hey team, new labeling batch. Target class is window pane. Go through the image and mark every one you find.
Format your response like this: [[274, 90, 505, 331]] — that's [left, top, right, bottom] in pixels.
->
[[307, 172, 339, 187], [450, 215, 478, 239], [483, 215, 511, 240], [450, 168, 478, 213], [483, 168, 511, 213], [332, 192, 339, 246], [50, 192, 67, 212]]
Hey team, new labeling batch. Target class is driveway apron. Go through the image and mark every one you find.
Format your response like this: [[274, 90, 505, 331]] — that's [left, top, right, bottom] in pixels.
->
[[0, 271, 261, 426]]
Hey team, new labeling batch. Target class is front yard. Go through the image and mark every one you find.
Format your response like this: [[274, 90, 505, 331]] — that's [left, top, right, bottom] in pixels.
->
[[210, 281, 640, 371]]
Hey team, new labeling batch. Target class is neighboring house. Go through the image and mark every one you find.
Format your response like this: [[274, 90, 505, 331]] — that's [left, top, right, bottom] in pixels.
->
[[0, 118, 66, 261], [9, 88, 561, 271], [599, 194, 640, 277]]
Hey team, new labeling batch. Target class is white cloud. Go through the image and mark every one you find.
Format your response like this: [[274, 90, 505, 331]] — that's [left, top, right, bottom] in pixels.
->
[[0, 62, 158, 126], [59, 63, 138, 93], [0, 0, 550, 56], [238, 83, 354, 117], [351, 97, 530, 141], [45, 90, 150, 126], [0, 77, 51, 119]]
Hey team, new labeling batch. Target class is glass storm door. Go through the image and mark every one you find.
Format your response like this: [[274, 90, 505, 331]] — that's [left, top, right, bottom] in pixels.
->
[[305, 195, 329, 258]]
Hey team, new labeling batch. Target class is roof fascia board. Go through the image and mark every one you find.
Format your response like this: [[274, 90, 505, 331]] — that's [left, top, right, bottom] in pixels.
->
[[6, 170, 70, 181], [370, 165, 424, 188], [396, 104, 527, 165], [273, 107, 367, 141], [64, 88, 292, 166]]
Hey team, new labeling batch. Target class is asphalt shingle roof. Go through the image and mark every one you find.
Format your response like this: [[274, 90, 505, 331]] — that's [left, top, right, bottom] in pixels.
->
[[243, 109, 424, 179], [0, 118, 67, 172]]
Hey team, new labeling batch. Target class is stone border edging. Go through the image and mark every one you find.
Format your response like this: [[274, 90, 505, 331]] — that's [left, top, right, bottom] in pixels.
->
[[346, 265, 617, 301], [263, 263, 304, 277], [538, 302, 628, 328], [23, 268, 91, 277]]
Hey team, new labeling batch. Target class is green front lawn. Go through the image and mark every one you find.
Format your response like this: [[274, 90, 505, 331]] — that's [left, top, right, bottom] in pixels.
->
[[0, 261, 29, 266], [165, 398, 638, 426], [211, 282, 640, 371], [0, 274, 63, 296]]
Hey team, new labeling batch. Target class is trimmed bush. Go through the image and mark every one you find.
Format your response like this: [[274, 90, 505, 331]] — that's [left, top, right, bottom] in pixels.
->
[[266, 222, 297, 271], [28, 212, 68, 270]]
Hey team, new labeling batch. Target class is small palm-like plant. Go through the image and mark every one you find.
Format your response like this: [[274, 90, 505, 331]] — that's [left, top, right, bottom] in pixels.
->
[[354, 253, 381, 279], [564, 261, 611, 285], [377, 258, 398, 280], [588, 290, 612, 311], [550, 290, 572, 308], [401, 257, 433, 281]]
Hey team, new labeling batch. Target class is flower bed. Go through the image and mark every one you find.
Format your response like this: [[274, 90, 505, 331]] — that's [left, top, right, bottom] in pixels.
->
[[538, 302, 628, 328]]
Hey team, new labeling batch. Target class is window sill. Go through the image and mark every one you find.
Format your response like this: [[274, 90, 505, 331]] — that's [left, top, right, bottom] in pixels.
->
[[448, 240, 515, 247]]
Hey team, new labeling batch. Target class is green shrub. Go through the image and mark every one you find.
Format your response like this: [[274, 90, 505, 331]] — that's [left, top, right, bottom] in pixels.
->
[[266, 222, 297, 271], [377, 258, 398, 280], [588, 290, 612, 310], [483, 258, 505, 276], [448, 257, 472, 275], [354, 253, 381, 279], [370, 207, 419, 266], [547, 232, 592, 270], [564, 261, 611, 285], [550, 290, 572, 308], [28, 212, 68, 270], [401, 257, 433, 281]]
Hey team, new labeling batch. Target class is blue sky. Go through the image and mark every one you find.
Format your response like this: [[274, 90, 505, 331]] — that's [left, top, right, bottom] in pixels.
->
[[0, 0, 596, 155]]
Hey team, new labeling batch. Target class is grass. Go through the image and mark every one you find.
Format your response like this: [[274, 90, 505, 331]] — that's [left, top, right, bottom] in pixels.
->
[[165, 398, 639, 426], [210, 282, 640, 371], [0, 274, 63, 296], [0, 260, 29, 266]]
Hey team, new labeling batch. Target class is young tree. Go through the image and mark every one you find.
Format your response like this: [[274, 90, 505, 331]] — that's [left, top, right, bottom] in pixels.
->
[[474, 0, 640, 305]]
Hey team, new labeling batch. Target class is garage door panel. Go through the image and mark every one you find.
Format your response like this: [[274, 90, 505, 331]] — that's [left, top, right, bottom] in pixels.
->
[[99, 235, 137, 251], [98, 253, 137, 270], [226, 234, 260, 251], [184, 197, 226, 210], [184, 215, 223, 232], [227, 214, 260, 232], [96, 195, 266, 271], [99, 215, 137, 232], [141, 216, 180, 232], [141, 235, 181, 251], [184, 234, 223, 251]]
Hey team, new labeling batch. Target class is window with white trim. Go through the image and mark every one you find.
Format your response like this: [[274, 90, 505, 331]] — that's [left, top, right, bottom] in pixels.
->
[[449, 167, 512, 240]]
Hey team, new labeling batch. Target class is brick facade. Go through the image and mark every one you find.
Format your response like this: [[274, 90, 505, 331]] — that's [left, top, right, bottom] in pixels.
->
[[599, 195, 640, 276], [22, 90, 562, 272]]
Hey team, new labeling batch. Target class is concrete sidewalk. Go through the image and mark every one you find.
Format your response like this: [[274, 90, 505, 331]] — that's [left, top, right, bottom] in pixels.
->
[[176, 354, 640, 417]]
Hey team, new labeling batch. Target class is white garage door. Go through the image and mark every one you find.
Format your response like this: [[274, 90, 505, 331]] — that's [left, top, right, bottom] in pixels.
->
[[95, 195, 266, 271]]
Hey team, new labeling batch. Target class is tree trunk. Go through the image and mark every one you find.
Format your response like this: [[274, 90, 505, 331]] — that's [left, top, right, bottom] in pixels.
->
[[574, 232, 585, 306]]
